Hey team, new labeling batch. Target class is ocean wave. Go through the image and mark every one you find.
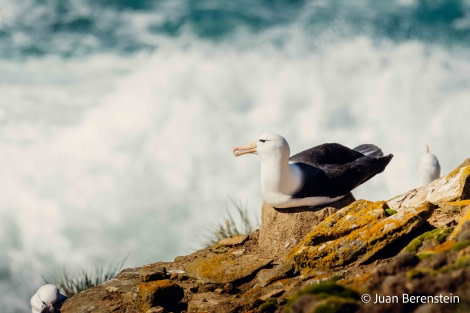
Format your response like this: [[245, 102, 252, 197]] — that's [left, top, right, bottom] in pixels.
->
[[0, 0, 469, 58], [1, 36, 470, 311], [1, 1, 470, 311]]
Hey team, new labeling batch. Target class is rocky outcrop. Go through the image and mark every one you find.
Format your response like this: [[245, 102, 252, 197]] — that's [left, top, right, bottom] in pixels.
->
[[61, 267, 185, 313], [388, 164, 470, 211], [60, 163, 470, 313], [258, 193, 355, 258], [290, 200, 434, 275]]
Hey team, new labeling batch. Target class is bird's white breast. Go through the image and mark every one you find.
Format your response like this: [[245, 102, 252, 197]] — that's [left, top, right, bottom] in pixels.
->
[[418, 153, 440, 186], [260, 163, 344, 208]]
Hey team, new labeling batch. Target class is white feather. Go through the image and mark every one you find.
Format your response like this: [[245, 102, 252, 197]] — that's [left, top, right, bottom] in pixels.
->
[[30, 284, 66, 313], [418, 145, 440, 186]]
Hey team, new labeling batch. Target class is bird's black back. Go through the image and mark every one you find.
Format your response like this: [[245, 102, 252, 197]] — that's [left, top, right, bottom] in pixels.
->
[[289, 143, 393, 198]]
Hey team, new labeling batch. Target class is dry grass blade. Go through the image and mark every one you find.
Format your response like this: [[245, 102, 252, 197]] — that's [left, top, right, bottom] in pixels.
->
[[206, 197, 258, 246], [43, 258, 126, 297]]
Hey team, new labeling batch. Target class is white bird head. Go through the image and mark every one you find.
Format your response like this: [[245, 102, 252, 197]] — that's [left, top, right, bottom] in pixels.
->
[[233, 132, 290, 162], [31, 284, 67, 313]]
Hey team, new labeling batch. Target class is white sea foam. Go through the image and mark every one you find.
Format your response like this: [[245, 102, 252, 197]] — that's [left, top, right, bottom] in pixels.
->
[[1, 35, 470, 311]]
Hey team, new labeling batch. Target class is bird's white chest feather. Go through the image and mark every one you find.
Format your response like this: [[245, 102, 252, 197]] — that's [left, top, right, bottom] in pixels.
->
[[418, 154, 440, 185], [260, 163, 302, 197], [260, 163, 344, 208]]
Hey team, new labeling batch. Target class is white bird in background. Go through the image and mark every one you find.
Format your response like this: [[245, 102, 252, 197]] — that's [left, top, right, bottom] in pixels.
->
[[418, 144, 441, 186], [30, 284, 67, 313]]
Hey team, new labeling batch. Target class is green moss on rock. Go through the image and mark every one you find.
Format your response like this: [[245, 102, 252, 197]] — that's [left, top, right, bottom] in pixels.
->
[[406, 268, 435, 280], [452, 240, 470, 252], [313, 297, 359, 313], [286, 282, 359, 313], [256, 298, 277, 313], [300, 282, 359, 300], [291, 201, 435, 274], [416, 253, 435, 260], [404, 228, 453, 253], [456, 255, 470, 267]]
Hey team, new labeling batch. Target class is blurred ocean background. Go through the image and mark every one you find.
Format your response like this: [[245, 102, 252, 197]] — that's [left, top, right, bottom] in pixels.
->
[[1, 0, 470, 310]]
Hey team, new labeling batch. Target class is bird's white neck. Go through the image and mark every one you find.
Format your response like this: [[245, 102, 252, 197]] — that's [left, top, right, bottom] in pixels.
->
[[259, 155, 302, 204]]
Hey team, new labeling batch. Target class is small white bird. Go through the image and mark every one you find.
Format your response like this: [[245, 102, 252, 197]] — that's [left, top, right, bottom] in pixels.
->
[[418, 145, 441, 186], [31, 284, 67, 313]]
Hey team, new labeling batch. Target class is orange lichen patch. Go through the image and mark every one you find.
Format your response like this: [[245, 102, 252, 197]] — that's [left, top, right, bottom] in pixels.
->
[[445, 163, 470, 182], [137, 279, 175, 292], [443, 200, 470, 206], [298, 200, 388, 247], [438, 200, 470, 214], [450, 208, 470, 240], [137, 279, 183, 312], [421, 240, 456, 254], [458, 167, 470, 199], [291, 202, 435, 275], [287, 200, 388, 261], [456, 158, 470, 170], [187, 254, 235, 281], [185, 254, 272, 284]]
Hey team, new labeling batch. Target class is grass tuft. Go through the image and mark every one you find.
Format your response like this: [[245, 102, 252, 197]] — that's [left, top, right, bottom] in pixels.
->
[[206, 197, 258, 246], [43, 258, 126, 297]]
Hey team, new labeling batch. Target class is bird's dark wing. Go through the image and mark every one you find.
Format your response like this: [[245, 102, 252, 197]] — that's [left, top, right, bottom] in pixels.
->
[[289, 143, 366, 166], [291, 154, 393, 198], [353, 144, 384, 158]]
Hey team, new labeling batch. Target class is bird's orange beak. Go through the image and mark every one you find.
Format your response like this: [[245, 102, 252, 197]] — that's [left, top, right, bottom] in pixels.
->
[[233, 140, 257, 157]]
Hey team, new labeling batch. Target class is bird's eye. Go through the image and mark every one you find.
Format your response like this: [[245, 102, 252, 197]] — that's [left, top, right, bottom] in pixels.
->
[[259, 139, 267, 143]]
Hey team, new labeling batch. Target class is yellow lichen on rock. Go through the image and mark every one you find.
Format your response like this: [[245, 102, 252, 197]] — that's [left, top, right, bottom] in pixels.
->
[[299, 200, 388, 247], [449, 206, 470, 241], [185, 253, 272, 284], [438, 200, 470, 214], [290, 201, 435, 275]]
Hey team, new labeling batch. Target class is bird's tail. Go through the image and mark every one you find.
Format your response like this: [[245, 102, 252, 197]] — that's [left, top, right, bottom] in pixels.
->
[[377, 154, 394, 173], [353, 144, 384, 158]]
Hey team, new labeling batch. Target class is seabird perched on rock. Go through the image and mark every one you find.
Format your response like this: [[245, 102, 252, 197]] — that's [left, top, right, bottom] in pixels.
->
[[31, 284, 67, 313], [233, 132, 393, 209], [418, 145, 440, 186]]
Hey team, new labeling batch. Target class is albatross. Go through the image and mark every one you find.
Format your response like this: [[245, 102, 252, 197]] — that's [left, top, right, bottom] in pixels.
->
[[417, 145, 440, 186], [30, 284, 67, 313], [233, 132, 393, 209]]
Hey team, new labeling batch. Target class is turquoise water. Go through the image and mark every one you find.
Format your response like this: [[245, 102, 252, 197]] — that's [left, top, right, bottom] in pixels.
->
[[1, 1, 470, 311], [1, 0, 469, 58]]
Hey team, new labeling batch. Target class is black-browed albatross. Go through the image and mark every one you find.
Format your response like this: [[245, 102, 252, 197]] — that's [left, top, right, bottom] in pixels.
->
[[233, 132, 393, 209]]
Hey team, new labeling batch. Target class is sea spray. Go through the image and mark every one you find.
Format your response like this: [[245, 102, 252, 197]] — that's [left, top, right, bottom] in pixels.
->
[[1, 1, 470, 311]]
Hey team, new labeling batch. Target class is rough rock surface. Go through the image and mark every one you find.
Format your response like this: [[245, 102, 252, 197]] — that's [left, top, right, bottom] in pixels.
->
[[388, 164, 470, 211], [258, 193, 355, 258], [185, 253, 272, 284], [290, 200, 435, 275], [449, 205, 470, 240], [60, 161, 470, 313]]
